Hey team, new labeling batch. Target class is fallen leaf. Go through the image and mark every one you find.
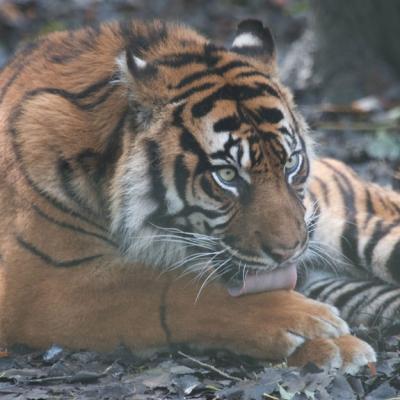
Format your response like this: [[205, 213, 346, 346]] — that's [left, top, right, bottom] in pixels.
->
[[368, 362, 377, 376]]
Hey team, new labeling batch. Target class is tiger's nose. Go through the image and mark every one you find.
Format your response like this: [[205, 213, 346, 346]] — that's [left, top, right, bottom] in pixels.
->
[[269, 245, 299, 263], [269, 236, 309, 264]]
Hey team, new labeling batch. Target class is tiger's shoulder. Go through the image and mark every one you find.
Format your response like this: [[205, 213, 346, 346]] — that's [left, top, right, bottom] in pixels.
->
[[0, 20, 207, 109], [0, 20, 209, 217]]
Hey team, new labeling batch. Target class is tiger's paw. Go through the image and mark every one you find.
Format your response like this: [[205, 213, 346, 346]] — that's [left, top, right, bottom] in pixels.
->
[[230, 291, 351, 360], [265, 293, 350, 358], [287, 334, 376, 374]]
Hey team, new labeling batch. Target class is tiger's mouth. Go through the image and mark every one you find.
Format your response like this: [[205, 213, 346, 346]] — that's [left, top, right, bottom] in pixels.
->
[[226, 262, 298, 297], [214, 242, 299, 296], [178, 242, 299, 296]]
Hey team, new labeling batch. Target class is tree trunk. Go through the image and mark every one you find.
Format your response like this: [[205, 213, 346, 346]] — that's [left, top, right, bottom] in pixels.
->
[[311, 0, 400, 103]]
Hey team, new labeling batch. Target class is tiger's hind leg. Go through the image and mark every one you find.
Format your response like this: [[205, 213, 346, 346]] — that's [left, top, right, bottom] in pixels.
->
[[300, 158, 400, 330], [302, 277, 400, 332]]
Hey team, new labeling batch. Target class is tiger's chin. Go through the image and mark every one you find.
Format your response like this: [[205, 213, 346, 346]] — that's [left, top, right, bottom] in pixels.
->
[[225, 262, 298, 297]]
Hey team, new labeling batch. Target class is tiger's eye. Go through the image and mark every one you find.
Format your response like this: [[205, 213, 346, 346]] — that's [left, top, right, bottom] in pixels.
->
[[286, 155, 297, 169], [285, 153, 301, 173], [216, 167, 238, 183]]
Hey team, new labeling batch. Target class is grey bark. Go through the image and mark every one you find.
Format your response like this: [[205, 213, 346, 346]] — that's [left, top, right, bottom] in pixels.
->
[[311, 0, 400, 103]]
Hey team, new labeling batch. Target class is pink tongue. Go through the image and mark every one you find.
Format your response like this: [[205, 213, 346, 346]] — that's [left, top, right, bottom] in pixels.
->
[[228, 263, 297, 297]]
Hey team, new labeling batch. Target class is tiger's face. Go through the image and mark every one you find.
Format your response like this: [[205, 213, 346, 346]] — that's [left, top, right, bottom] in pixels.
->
[[112, 20, 312, 292]]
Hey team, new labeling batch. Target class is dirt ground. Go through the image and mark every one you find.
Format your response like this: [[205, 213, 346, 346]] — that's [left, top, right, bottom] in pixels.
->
[[1, 1, 399, 399]]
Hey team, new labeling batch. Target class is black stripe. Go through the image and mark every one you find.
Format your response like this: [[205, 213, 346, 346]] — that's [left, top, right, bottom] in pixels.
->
[[47, 27, 100, 64], [172, 104, 210, 176], [391, 201, 400, 214], [170, 82, 215, 104], [180, 129, 211, 175], [120, 20, 168, 58], [0, 41, 40, 105], [25, 80, 116, 111], [93, 110, 127, 181], [377, 192, 398, 215], [234, 70, 271, 80], [378, 192, 396, 215], [213, 115, 242, 132], [159, 281, 172, 345], [8, 79, 120, 232], [363, 188, 375, 228], [191, 83, 275, 119], [319, 281, 349, 302], [322, 161, 361, 268], [200, 175, 222, 202], [232, 71, 279, 98], [59, 110, 127, 218], [364, 220, 383, 265], [366, 287, 400, 326], [58, 158, 99, 217], [375, 291, 400, 326], [210, 134, 241, 162], [175, 60, 252, 89], [9, 116, 107, 232], [253, 107, 284, 125], [279, 127, 294, 141], [171, 204, 224, 220], [146, 140, 168, 218], [387, 240, 400, 282], [17, 236, 103, 267], [32, 205, 117, 247], [157, 52, 219, 68], [346, 286, 396, 324], [306, 279, 334, 299], [364, 220, 398, 266], [365, 188, 375, 214], [333, 281, 377, 309], [174, 155, 189, 203], [313, 177, 330, 207], [207, 213, 237, 232]]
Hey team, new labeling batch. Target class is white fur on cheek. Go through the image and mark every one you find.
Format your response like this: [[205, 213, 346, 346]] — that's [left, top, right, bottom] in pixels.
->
[[115, 53, 129, 84], [111, 150, 156, 234], [110, 149, 187, 267], [232, 33, 263, 48]]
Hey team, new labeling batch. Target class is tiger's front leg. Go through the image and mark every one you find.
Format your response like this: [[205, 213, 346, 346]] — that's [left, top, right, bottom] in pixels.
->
[[1, 263, 374, 373], [162, 277, 375, 372]]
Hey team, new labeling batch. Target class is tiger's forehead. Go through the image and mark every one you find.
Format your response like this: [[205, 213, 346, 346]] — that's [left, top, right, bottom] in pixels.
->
[[177, 80, 299, 171], [197, 104, 294, 172], [159, 45, 305, 171]]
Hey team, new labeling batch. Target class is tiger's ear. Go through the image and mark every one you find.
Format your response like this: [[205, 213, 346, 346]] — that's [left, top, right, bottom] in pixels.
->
[[231, 19, 276, 68], [117, 48, 157, 83], [117, 49, 164, 112]]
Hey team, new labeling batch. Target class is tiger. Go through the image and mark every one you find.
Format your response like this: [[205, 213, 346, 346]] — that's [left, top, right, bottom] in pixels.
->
[[1, 17, 392, 374]]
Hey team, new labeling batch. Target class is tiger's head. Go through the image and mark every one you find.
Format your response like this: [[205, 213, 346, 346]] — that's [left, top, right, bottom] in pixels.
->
[[111, 20, 312, 294]]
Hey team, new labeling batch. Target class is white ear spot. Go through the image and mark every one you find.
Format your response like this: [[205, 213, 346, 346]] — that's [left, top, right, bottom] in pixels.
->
[[232, 33, 263, 48], [133, 56, 147, 69], [115, 52, 147, 78]]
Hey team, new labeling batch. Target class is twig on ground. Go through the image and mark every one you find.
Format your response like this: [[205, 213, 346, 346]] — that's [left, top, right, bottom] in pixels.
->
[[313, 122, 399, 132], [27, 370, 106, 384], [264, 394, 280, 400], [177, 351, 243, 382]]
